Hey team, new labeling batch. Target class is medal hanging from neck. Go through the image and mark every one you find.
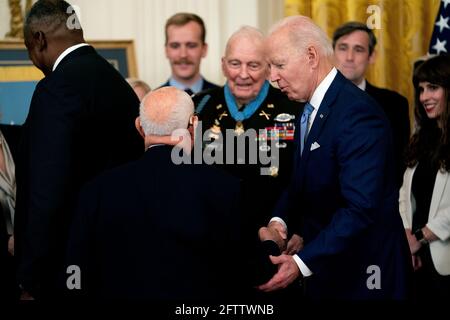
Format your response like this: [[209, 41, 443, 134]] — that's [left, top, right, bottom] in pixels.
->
[[224, 80, 270, 136], [235, 121, 245, 135]]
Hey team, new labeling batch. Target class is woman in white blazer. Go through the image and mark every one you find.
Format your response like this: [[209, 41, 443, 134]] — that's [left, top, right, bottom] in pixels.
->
[[399, 55, 450, 299]]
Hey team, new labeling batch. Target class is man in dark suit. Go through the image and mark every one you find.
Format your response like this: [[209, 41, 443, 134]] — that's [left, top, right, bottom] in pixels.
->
[[333, 21, 410, 188], [65, 87, 244, 300], [259, 15, 411, 299], [160, 12, 219, 94], [15, 0, 143, 299]]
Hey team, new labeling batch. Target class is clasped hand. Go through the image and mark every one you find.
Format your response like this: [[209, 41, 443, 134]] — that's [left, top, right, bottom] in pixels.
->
[[258, 221, 304, 254]]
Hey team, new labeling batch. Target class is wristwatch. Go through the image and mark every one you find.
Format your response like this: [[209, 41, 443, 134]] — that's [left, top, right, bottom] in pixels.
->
[[414, 229, 428, 245]]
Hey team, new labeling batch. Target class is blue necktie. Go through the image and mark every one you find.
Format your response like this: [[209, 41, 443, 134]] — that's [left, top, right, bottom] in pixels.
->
[[300, 103, 314, 154]]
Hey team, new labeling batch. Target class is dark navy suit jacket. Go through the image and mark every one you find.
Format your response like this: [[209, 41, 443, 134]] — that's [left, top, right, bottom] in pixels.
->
[[66, 145, 246, 300], [274, 71, 411, 299], [365, 81, 410, 188]]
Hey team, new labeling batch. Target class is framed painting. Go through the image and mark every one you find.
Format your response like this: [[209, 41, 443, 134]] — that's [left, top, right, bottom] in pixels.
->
[[0, 39, 137, 125]]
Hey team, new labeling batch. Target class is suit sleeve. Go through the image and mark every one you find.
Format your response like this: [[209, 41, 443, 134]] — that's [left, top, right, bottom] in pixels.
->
[[17, 84, 82, 293], [427, 186, 450, 240], [298, 101, 391, 272]]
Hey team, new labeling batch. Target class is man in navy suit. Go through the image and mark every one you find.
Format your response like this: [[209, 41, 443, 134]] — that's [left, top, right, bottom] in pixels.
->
[[332, 21, 410, 189], [65, 87, 244, 300], [160, 13, 219, 94], [15, 0, 143, 299], [258, 16, 411, 299]]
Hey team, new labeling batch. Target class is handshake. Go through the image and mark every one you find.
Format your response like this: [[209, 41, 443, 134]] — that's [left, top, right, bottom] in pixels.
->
[[258, 221, 304, 255]]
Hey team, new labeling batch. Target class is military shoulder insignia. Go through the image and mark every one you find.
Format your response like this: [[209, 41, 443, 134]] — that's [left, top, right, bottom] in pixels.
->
[[216, 104, 223, 110], [259, 110, 271, 120], [267, 104, 275, 109], [218, 111, 228, 120], [274, 113, 295, 122]]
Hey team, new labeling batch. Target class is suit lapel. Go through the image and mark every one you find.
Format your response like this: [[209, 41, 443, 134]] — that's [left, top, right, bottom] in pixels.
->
[[300, 72, 344, 163], [429, 170, 448, 220]]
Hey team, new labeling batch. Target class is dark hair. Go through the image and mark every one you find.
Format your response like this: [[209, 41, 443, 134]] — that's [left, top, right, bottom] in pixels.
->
[[165, 12, 206, 44], [332, 21, 377, 55], [406, 54, 450, 171], [24, 0, 80, 36]]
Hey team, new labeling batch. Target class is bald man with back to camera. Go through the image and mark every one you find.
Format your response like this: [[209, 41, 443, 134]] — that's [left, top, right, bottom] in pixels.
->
[[65, 87, 249, 300]]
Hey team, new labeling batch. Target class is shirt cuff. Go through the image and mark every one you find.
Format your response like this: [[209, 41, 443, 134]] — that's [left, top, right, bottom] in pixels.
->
[[269, 217, 288, 233], [293, 254, 313, 277]]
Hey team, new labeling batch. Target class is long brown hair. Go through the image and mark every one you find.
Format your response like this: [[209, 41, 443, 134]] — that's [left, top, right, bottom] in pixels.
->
[[406, 54, 450, 171]]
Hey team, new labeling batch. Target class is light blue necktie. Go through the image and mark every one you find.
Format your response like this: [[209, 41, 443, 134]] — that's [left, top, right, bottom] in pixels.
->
[[300, 103, 314, 154]]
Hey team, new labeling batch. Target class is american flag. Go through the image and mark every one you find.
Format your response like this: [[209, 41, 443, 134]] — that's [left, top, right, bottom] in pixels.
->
[[429, 0, 450, 54]]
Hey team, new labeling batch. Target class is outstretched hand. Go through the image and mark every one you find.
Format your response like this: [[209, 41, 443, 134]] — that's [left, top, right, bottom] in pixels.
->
[[257, 254, 300, 292]]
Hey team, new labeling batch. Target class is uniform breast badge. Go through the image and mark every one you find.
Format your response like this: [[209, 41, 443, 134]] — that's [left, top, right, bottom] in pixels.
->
[[234, 121, 245, 136], [274, 113, 295, 122]]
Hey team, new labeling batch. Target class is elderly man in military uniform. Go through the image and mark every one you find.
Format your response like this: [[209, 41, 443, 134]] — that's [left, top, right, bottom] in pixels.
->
[[193, 26, 303, 240]]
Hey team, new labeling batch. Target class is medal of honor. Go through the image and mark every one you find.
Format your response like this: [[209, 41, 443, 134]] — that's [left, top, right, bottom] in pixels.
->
[[235, 121, 245, 135]]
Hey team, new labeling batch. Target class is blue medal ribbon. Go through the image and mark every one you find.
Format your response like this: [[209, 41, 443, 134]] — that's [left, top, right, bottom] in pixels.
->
[[224, 80, 270, 121]]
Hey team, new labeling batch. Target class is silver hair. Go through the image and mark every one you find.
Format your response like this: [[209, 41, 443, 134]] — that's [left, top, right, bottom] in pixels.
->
[[269, 15, 333, 58], [139, 88, 193, 136]]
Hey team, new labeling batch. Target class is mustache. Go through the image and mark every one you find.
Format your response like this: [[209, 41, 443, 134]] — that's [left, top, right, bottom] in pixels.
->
[[174, 59, 194, 65]]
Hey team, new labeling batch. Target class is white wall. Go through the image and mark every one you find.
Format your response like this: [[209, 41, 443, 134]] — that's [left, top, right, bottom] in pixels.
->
[[0, 0, 284, 89]]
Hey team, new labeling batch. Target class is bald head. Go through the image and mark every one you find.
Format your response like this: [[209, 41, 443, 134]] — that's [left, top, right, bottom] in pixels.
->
[[224, 26, 264, 57], [139, 87, 194, 136]]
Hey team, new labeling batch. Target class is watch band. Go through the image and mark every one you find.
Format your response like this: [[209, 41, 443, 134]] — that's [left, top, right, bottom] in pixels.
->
[[414, 229, 428, 245]]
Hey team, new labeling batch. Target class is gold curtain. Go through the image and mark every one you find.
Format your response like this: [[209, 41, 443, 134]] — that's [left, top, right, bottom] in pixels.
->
[[285, 0, 440, 121]]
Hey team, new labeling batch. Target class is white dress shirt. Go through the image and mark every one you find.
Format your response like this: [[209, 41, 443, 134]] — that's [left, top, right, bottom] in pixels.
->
[[52, 43, 89, 72]]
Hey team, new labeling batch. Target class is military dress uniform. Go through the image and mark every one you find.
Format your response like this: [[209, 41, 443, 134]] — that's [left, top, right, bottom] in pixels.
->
[[193, 82, 303, 233]]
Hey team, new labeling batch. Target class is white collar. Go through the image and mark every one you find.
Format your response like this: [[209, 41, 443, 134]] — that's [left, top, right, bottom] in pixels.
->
[[147, 144, 165, 150], [52, 43, 89, 71], [357, 78, 366, 91], [309, 67, 338, 110]]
